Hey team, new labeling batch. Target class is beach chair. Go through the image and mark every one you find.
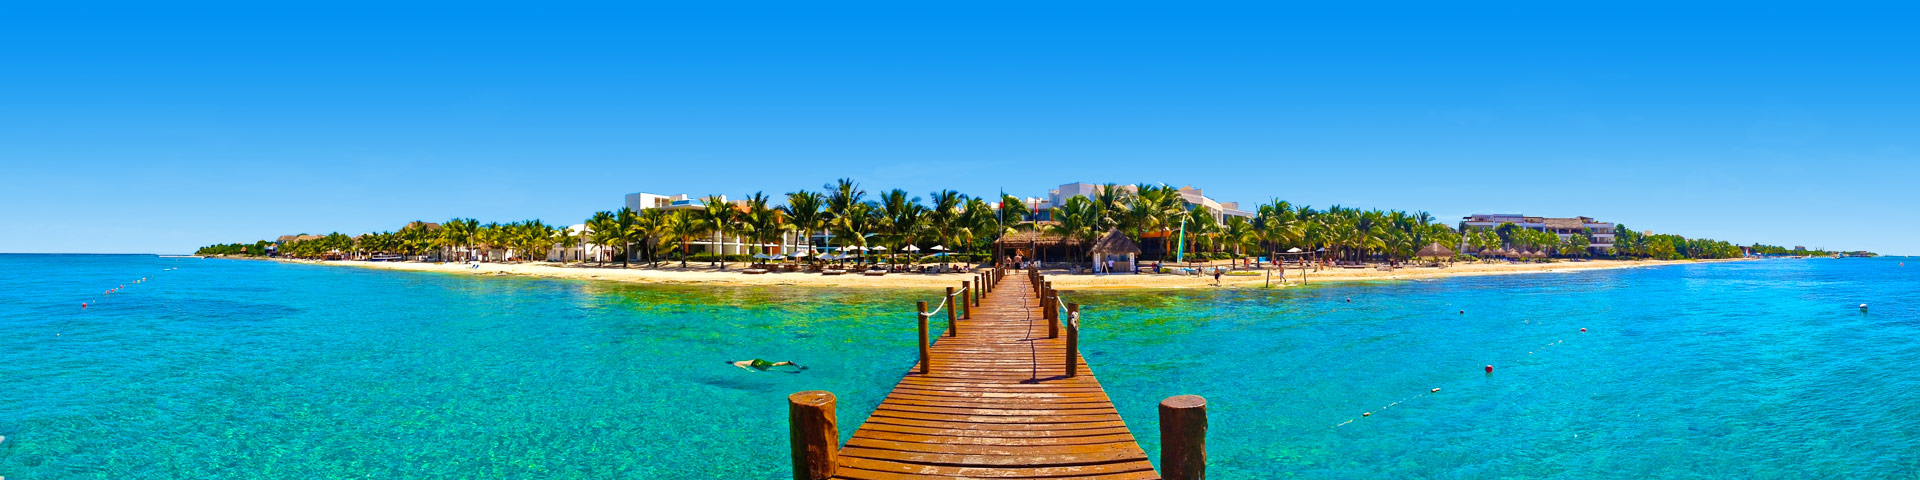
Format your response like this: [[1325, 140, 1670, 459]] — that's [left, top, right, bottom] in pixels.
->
[[863, 269, 888, 276]]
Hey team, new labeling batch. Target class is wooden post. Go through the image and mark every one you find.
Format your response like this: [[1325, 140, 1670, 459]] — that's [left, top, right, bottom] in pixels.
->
[[1065, 302, 1079, 377], [917, 301, 930, 374], [1159, 395, 1208, 480], [962, 281, 973, 319], [1044, 281, 1056, 322], [946, 287, 959, 336], [789, 391, 839, 480]]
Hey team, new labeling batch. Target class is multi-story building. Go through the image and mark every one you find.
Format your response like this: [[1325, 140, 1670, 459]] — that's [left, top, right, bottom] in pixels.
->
[[615, 192, 802, 257], [1461, 213, 1616, 252], [1039, 182, 1254, 223]]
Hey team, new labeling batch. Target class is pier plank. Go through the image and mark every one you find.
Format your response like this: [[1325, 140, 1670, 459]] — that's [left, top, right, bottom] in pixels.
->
[[831, 272, 1159, 479]]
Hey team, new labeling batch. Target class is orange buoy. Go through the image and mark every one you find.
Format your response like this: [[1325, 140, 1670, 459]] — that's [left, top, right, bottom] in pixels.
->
[[1485, 365, 1494, 373], [1431, 388, 1441, 393], [1362, 412, 1371, 417]]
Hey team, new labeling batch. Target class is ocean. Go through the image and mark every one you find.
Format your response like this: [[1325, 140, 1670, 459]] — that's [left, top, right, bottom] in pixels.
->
[[1, 254, 1915, 478]]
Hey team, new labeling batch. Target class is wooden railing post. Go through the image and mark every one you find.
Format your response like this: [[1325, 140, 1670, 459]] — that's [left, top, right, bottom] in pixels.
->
[[946, 287, 959, 336], [1065, 302, 1080, 377], [1159, 395, 1208, 480], [1044, 282, 1056, 322], [962, 281, 973, 319], [917, 301, 930, 374], [789, 391, 839, 480]]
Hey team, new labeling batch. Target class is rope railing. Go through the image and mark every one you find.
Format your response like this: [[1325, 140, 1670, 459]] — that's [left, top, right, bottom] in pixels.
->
[[922, 295, 951, 318]]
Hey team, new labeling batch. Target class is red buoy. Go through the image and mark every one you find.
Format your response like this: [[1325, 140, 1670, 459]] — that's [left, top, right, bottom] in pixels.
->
[[1485, 365, 1494, 373], [81, 303, 87, 309], [1459, 310, 1465, 314], [1580, 328, 1587, 332]]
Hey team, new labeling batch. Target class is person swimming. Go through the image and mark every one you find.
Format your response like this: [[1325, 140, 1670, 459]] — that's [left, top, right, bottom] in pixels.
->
[[728, 359, 803, 372]]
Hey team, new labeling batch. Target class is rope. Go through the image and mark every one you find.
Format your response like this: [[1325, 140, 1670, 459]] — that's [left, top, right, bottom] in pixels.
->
[[1329, 332, 1583, 429], [923, 296, 949, 317]]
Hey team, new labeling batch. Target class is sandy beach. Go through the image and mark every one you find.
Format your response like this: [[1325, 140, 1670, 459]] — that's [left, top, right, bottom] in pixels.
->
[[285, 257, 1749, 290]]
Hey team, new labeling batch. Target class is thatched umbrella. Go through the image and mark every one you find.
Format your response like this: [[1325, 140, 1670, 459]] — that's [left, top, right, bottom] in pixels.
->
[[1088, 228, 1144, 273], [1417, 242, 1454, 259]]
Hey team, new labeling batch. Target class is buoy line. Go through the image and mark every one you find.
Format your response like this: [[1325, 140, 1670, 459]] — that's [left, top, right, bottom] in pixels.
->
[[1331, 326, 1589, 428]]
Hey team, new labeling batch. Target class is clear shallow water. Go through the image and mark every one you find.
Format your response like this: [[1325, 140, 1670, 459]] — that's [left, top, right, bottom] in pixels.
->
[[1080, 257, 1920, 478], [3, 255, 1917, 478]]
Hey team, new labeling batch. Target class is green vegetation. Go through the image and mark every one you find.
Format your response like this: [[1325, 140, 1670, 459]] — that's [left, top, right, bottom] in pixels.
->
[[198, 178, 1857, 264]]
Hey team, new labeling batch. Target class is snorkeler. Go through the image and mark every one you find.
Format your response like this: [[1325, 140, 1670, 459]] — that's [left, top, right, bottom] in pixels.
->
[[728, 359, 803, 372]]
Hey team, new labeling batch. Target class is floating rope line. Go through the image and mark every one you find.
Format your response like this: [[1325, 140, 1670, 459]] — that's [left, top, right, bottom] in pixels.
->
[[1331, 329, 1585, 429]]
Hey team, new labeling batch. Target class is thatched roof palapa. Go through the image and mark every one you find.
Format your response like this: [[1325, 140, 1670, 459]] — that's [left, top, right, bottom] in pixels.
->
[[993, 222, 1083, 247], [1088, 228, 1142, 256], [1416, 242, 1454, 258]]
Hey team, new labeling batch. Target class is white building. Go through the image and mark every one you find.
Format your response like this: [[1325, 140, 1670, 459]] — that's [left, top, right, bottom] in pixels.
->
[[1039, 182, 1254, 222], [1461, 214, 1616, 251], [620, 191, 804, 257]]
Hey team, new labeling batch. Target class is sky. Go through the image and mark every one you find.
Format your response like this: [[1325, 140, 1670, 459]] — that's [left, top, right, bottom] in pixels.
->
[[3, 3, 1916, 254]]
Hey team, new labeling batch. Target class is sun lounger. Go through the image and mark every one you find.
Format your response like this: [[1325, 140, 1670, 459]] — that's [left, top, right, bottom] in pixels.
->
[[821, 269, 846, 276], [864, 270, 888, 276], [743, 268, 769, 274]]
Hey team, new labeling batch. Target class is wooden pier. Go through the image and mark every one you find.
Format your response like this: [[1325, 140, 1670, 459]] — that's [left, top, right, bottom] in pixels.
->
[[789, 267, 1207, 480]]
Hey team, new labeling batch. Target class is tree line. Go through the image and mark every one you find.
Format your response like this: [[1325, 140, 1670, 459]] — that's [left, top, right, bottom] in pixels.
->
[[197, 179, 1847, 264]]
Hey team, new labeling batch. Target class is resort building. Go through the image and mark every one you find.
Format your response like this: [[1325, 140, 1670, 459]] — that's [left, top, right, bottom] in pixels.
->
[[617, 191, 804, 258], [1037, 183, 1254, 223], [1173, 185, 1255, 221], [1460, 214, 1616, 252]]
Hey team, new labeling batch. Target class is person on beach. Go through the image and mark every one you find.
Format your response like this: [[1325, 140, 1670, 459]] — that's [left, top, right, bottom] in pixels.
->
[[1213, 268, 1223, 284], [728, 359, 803, 372]]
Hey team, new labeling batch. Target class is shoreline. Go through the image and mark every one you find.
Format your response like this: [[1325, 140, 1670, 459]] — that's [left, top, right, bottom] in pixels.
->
[[262, 256, 1756, 290]]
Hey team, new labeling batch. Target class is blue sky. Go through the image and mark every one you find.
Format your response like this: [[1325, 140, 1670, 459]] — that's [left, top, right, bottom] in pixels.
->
[[4, 3, 1915, 254]]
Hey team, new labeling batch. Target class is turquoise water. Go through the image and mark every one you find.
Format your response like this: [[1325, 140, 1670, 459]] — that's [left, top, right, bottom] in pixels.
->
[[3, 255, 1917, 478]]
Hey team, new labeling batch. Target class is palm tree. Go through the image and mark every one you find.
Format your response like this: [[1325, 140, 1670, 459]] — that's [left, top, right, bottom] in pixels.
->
[[823, 178, 867, 253], [550, 226, 577, 262], [634, 208, 669, 265], [667, 210, 706, 268], [958, 197, 996, 262], [586, 211, 621, 265], [877, 189, 924, 265], [1046, 196, 1100, 265], [783, 191, 825, 261], [700, 195, 734, 268], [738, 191, 779, 258], [925, 190, 964, 266]]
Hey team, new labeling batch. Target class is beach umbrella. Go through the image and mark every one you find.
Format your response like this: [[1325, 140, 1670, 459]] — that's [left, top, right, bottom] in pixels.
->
[[870, 245, 888, 251], [1287, 247, 1302, 253], [772, 254, 788, 260], [931, 245, 947, 251], [790, 251, 809, 258], [752, 253, 772, 259], [904, 245, 921, 252]]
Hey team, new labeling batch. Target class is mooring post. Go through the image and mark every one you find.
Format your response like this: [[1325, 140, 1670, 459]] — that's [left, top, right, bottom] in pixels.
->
[[1044, 281, 1056, 322], [917, 301, 930, 374], [788, 391, 839, 480], [1159, 395, 1209, 480], [962, 281, 973, 319], [1065, 302, 1080, 377], [946, 287, 959, 337]]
